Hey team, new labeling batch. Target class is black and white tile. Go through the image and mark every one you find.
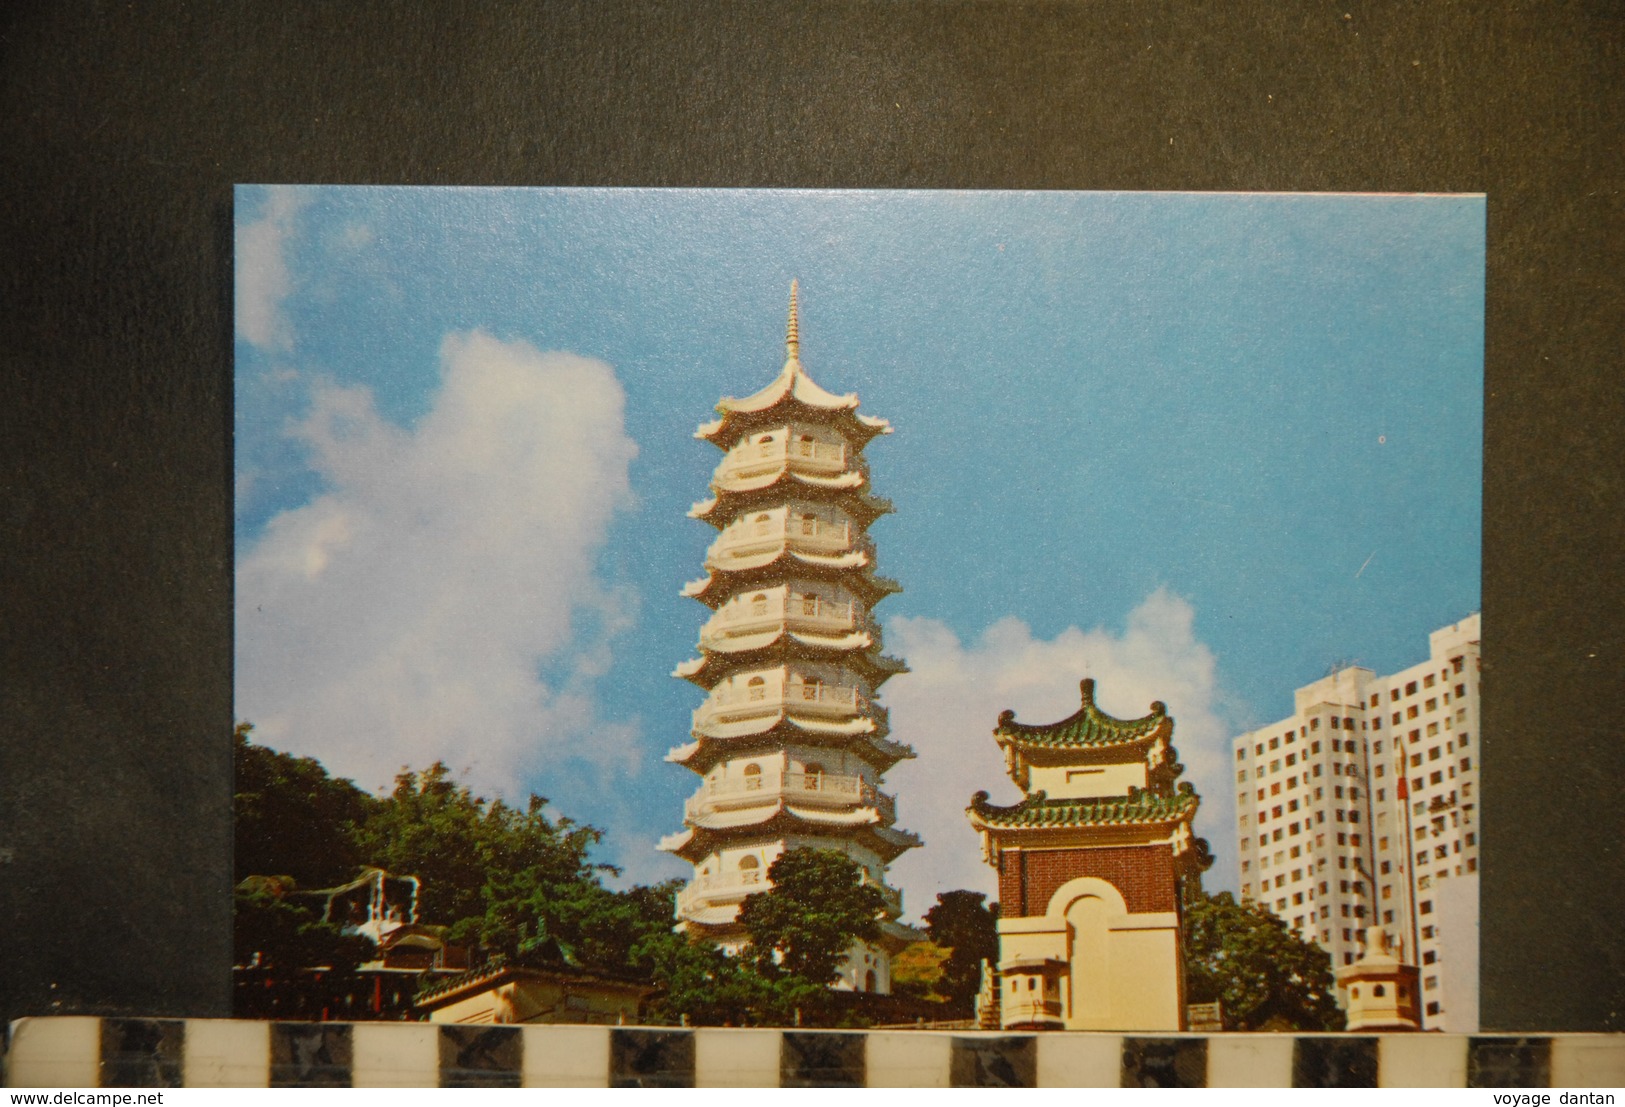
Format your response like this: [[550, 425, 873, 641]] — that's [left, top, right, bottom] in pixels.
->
[[4, 1018, 1622, 1088]]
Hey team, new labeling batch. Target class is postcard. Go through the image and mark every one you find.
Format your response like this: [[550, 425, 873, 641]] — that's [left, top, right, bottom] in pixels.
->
[[232, 187, 1483, 1033]]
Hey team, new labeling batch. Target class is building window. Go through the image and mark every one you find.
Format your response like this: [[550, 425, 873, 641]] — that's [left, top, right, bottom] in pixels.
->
[[1270, 737, 1280, 750], [1311, 741, 1321, 754], [1330, 716, 1340, 729], [1420, 900, 1433, 915], [1424, 674, 1436, 690], [1343, 717, 1355, 729], [1310, 718, 1320, 730], [1407, 705, 1419, 719], [1406, 681, 1418, 695], [1236, 748, 1247, 762], [1370, 694, 1381, 707]]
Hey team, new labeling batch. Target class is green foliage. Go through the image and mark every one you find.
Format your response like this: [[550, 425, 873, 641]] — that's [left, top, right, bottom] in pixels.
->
[[349, 762, 604, 940], [738, 848, 885, 987], [233, 880, 371, 972], [1182, 890, 1346, 1031], [923, 890, 999, 1011], [889, 940, 950, 1000], [636, 931, 779, 1026], [234, 723, 376, 887], [234, 727, 678, 983]]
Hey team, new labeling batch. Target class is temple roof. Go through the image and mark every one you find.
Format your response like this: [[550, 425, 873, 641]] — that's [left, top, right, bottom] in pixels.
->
[[690, 473, 894, 528], [666, 725, 914, 776], [659, 805, 920, 863], [966, 785, 1199, 831], [673, 630, 907, 687], [994, 678, 1171, 751], [683, 551, 901, 607], [695, 282, 891, 449]]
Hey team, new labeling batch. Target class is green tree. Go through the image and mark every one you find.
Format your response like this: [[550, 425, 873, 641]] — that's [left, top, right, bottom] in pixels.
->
[[235, 723, 377, 887], [636, 931, 778, 1027], [350, 763, 604, 939], [738, 849, 885, 992], [1182, 890, 1345, 1031], [923, 890, 999, 1011]]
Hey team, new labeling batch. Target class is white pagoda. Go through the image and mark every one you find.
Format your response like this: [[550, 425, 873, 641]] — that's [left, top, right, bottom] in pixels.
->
[[659, 281, 920, 993]]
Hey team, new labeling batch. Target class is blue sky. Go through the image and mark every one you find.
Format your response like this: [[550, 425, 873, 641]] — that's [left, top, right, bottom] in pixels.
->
[[235, 187, 1483, 913]]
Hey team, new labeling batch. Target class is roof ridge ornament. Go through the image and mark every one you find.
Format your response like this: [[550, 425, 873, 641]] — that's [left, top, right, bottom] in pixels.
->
[[786, 278, 801, 363]]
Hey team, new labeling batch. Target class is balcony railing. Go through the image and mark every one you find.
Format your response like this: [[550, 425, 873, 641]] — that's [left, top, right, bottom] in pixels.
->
[[684, 770, 897, 823], [675, 868, 765, 915], [717, 437, 849, 483], [1002, 997, 1064, 1027], [707, 519, 866, 566], [676, 866, 903, 918], [700, 594, 864, 645], [695, 679, 882, 729]]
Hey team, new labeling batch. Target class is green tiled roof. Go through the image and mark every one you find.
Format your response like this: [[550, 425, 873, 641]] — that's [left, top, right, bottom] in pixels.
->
[[994, 678, 1168, 748], [967, 784, 1198, 830]]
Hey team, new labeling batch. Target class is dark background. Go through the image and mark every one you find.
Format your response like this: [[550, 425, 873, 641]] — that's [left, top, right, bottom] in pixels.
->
[[1, 2, 1620, 1030]]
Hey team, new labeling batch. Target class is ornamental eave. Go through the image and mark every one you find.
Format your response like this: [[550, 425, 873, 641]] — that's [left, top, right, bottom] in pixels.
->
[[665, 728, 914, 777]]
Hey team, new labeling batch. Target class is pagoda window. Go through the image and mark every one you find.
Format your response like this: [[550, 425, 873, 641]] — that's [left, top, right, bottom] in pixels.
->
[[802, 593, 819, 616], [743, 763, 763, 788], [801, 678, 822, 701], [751, 593, 769, 615], [754, 513, 772, 535], [747, 676, 767, 701], [800, 514, 816, 535], [798, 434, 815, 457], [757, 434, 774, 456]]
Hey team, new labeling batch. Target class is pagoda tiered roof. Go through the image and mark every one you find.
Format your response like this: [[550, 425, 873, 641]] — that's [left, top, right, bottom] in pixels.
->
[[673, 630, 908, 688], [967, 784, 1211, 873], [690, 473, 894, 529], [994, 678, 1171, 750], [666, 724, 914, 776], [967, 785, 1199, 831], [695, 285, 891, 450], [682, 551, 902, 608], [659, 804, 921, 864], [994, 678, 1180, 792]]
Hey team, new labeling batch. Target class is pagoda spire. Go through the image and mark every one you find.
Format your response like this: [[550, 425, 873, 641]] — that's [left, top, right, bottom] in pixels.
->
[[785, 279, 801, 363]]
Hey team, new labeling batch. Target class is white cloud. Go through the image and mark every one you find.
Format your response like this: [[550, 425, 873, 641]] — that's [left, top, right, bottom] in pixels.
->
[[235, 331, 640, 798], [880, 588, 1236, 920], [235, 186, 309, 351]]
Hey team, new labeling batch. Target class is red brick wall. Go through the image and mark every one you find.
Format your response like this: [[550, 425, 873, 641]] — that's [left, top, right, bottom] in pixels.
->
[[999, 844, 1177, 918]]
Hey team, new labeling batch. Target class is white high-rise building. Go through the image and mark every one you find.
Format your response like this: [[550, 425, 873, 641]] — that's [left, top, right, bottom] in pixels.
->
[[1233, 614, 1480, 1031]]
